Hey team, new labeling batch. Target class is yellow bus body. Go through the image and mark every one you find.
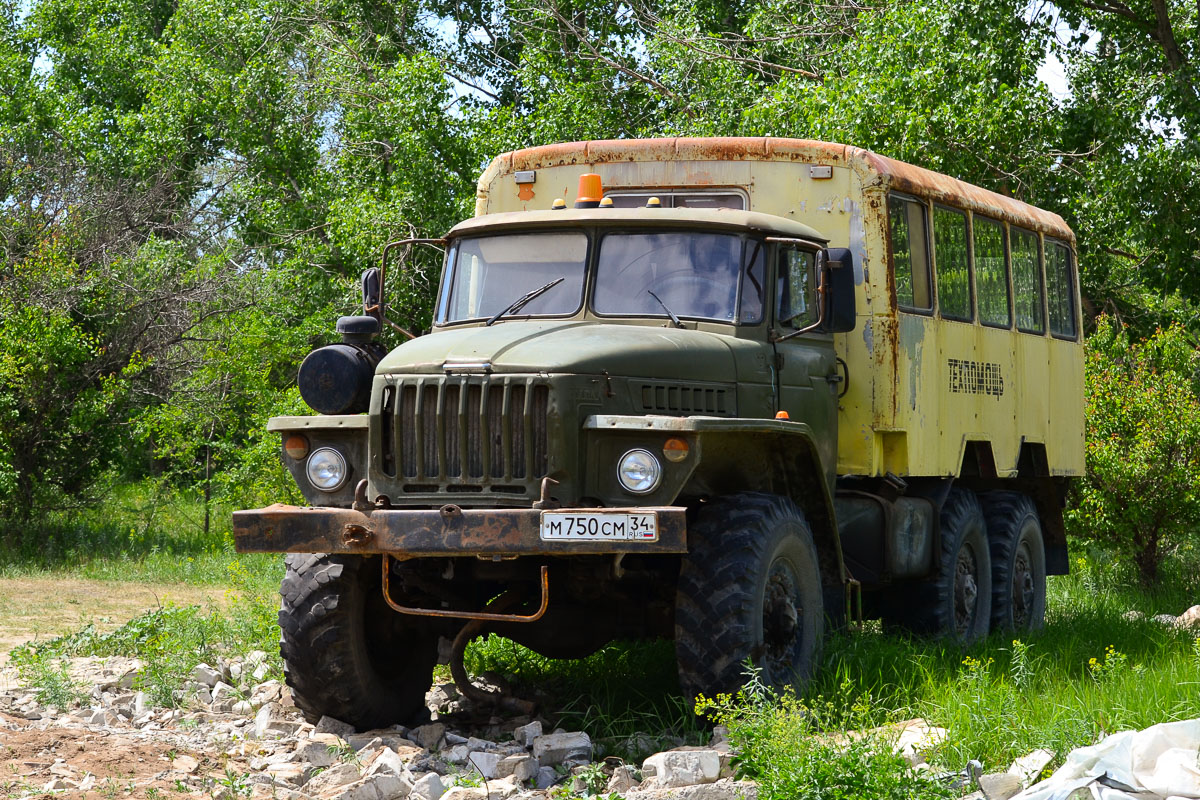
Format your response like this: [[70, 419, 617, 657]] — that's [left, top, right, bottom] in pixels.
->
[[474, 137, 1084, 481]]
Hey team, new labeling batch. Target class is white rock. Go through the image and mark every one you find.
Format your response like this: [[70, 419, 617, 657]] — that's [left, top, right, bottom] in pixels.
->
[[531, 732, 591, 766], [317, 715, 356, 738], [608, 765, 640, 793], [441, 788, 488, 800], [254, 702, 290, 739], [173, 755, 200, 774], [535, 767, 557, 790], [1153, 613, 1179, 626], [330, 772, 409, 800], [410, 772, 446, 800], [1175, 604, 1200, 630], [252, 662, 270, 682], [191, 664, 221, 687], [496, 754, 538, 781], [466, 737, 495, 752], [1007, 749, 1055, 786], [624, 779, 759, 799], [466, 751, 501, 779], [365, 747, 409, 777], [642, 750, 721, 788], [293, 739, 336, 768], [304, 762, 361, 794], [232, 700, 253, 716], [512, 721, 542, 748], [410, 723, 446, 751]]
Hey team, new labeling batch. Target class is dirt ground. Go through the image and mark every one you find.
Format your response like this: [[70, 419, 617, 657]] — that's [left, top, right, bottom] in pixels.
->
[[0, 578, 227, 668], [0, 714, 232, 799], [0, 578, 239, 799]]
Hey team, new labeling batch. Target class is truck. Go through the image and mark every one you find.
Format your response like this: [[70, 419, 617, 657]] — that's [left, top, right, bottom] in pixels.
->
[[233, 137, 1084, 730]]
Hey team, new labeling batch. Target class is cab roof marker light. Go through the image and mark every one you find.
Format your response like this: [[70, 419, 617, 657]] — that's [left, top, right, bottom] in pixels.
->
[[575, 173, 603, 208], [646, 197, 662, 208], [552, 198, 566, 210], [599, 196, 614, 208]]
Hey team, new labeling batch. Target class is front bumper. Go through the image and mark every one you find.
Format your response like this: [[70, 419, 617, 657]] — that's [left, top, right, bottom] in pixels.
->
[[232, 504, 688, 556]]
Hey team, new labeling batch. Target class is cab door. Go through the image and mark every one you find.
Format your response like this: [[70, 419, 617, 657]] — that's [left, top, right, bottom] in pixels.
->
[[772, 244, 840, 490]]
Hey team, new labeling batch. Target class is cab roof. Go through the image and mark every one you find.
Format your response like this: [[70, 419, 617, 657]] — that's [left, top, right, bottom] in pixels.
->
[[446, 207, 828, 244]]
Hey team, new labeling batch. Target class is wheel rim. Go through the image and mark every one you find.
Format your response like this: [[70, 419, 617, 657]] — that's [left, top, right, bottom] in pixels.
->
[[954, 544, 979, 637], [762, 558, 804, 682], [1011, 540, 1035, 629]]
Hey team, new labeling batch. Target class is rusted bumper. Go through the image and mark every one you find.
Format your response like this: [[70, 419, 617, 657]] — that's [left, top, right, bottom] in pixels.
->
[[232, 504, 688, 556]]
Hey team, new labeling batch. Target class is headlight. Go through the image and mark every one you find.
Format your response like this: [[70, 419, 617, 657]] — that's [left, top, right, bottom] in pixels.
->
[[617, 448, 662, 494], [306, 448, 348, 491]]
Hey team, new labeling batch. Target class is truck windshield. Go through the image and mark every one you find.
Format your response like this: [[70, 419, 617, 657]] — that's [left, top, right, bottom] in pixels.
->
[[439, 232, 588, 323], [436, 228, 765, 325], [593, 232, 749, 322]]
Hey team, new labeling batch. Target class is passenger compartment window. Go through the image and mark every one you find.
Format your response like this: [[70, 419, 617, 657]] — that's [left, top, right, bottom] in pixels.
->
[[1010, 227, 1044, 333], [933, 206, 971, 321], [1046, 239, 1077, 339], [887, 194, 932, 310], [973, 216, 1010, 328]]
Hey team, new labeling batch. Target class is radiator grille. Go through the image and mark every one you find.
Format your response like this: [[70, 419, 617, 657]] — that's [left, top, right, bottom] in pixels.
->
[[383, 376, 549, 484], [640, 383, 730, 415]]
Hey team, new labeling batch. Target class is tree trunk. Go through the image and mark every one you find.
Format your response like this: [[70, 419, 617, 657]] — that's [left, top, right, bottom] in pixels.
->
[[1134, 528, 1160, 587]]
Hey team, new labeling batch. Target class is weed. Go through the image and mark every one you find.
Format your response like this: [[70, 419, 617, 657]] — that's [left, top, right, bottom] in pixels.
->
[[13, 654, 85, 708], [146, 789, 163, 800], [1008, 639, 1033, 689], [214, 767, 251, 798], [326, 741, 361, 767], [572, 762, 609, 796], [698, 668, 954, 800], [1088, 645, 1130, 683]]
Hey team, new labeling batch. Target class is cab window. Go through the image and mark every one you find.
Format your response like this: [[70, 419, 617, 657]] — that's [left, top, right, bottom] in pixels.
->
[[887, 194, 932, 310], [776, 247, 817, 330]]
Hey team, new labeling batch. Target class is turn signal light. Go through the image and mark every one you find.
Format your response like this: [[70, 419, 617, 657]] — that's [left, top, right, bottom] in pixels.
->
[[575, 173, 603, 208], [663, 438, 689, 463], [284, 433, 310, 460]]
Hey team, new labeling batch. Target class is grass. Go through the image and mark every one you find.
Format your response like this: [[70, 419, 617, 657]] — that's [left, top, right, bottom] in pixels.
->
[[0, 480, 278, 586], [5, 483, 1199, 790]]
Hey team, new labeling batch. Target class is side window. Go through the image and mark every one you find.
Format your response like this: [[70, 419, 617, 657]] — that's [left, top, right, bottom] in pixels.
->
[[1010, 227, 1044, 333], [933, 206, 971, 321], [887, 194, 932, 310], [973, 216, 1010, 328], [1046, 239, 1077, 338], [776, 247, 817, 329], [739, 239, 766, 325]]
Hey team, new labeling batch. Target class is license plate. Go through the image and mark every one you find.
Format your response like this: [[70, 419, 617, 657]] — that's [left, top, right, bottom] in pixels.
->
[[540, 511, 658, 542]]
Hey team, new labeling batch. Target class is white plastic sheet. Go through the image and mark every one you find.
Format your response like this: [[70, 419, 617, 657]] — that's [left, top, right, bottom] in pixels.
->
[[1015, 719, 1200, 800]]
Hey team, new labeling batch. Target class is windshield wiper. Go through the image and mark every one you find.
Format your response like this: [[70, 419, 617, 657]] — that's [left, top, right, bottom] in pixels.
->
[[486, 277, 565, 326], [648, 290, 684, 328]]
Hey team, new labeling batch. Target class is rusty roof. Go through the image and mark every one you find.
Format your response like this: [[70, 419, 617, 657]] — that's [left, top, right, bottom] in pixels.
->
[[484, 137, 1073, 242]]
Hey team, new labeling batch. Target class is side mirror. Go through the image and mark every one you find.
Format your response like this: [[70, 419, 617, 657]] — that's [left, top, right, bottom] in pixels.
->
[[820, 247, 856, 333], [362, 268, 381, 320]]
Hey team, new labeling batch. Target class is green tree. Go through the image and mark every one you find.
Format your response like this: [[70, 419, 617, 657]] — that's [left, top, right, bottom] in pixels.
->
[[1067, 316, 1200, 586]]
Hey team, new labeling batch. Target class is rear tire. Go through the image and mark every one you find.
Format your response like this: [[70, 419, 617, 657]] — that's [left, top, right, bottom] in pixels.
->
[[883, 488, 992, 644], [278, 553, 438, 730], [675, 493, 824, 702], [981, 492, 1046, 633]]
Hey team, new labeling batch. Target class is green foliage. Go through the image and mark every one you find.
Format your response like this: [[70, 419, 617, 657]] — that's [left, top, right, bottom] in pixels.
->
[[697, 670, 953, 800], [1067, 316, 1200, 585], [14, 655, 86, 709]]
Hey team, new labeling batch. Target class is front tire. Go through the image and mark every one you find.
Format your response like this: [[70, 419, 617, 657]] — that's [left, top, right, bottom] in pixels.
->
[[675, 493, 824, 702], [981, 492, 1046, 633], [278, 553, 438, 730]]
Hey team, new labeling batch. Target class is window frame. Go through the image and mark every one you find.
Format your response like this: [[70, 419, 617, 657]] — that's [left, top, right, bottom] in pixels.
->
[[773, 242, 822, 332], [1008, 224, 1046, 336], [436, 229, 591, 326], [931, 203, 974, 323], [1045, 237, 1079, 342], [886, 192, 934, 316], [590, 228, 762, 326], [970, 213, 1013, 331]]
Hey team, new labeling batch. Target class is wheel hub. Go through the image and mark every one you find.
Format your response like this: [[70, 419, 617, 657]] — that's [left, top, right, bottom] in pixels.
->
[[1012, 542, 1034, 628], [954, 546, 978, 636], [762, 562, 803, 676]]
